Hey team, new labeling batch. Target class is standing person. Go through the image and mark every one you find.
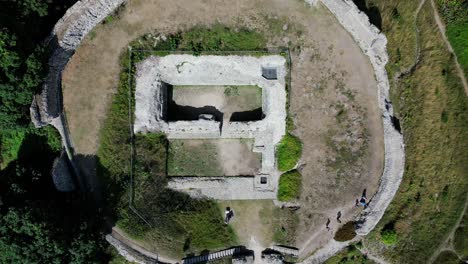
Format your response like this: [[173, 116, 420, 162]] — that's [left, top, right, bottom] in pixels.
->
[[326, 218, 331, 231]]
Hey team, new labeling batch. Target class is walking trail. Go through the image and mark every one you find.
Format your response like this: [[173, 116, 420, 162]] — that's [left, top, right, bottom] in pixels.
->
[[427, 195, 468, 263], [392, 0, 426, 85]]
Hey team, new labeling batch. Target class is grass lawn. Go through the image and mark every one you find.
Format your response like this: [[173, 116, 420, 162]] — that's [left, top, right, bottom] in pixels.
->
[[168, 139, 260, 177], [436, 0, 468, 77], [218, 200, 298, 247], [453, 211, 467, 258], [433, 251, 461, 264], [168, 139, 223, 176], [362, 1, 468, 263], [276, 133, 302, 172], [277, 170, 302, 202], [325, 244, 376, 264]]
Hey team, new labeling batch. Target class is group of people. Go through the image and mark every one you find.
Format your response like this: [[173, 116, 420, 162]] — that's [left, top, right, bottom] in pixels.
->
[[325, 192, 369, 231]]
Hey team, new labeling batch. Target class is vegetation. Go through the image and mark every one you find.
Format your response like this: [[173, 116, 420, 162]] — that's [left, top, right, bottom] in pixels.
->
[[277, 170, 302, 202], [271, 207, 299, 245], [325, 244, 376, 264], [0, 1, 113, 262], [433, 250, 462, 264], [276, 133, 302, 172], [130, 24, 266, 54], [380, 222, 397, 246], [168, 140, 223, 176], [334, 221, 357, 242], [0, 130, 109, 263], [359, 0, 468, 263], [453, 211, 467, 258], [437, 0, 468, 76]]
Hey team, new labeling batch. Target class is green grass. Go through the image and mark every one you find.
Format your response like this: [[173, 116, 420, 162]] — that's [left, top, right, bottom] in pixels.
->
[[453, 211, 467, 258], [436, 0, 468, 77], [362, 1, 468, 263], [0, 130, 26, 168], [446, 21, 468, 77], [433, 251, 461, 264], [271, 206, 298, 245], [131, 24, 266, 54], [277, 170, 302, 202], [223, 85, 262, 107], [276, 133, 302, 172], [168, 140, 223, 176], [380, 223, 397, 246], [0, 126, 61, 169], [325, 244, 376, 264]]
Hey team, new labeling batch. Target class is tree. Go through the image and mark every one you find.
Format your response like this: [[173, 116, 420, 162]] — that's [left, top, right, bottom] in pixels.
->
[[0, 29, 46, 130], [0, 209, 65, 264]]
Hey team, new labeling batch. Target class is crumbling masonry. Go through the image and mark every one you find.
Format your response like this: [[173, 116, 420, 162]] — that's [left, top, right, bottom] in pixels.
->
[[134, 55, 287, 200]]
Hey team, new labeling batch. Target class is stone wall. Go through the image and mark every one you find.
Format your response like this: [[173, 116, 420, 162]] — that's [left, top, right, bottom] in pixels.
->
[[30, 0, 126, 152], [301, 0, 405, 263]]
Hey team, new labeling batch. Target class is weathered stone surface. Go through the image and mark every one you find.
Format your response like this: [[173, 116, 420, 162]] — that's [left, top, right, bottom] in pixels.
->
[[30, 0, 126, 154], [51, 151, 76, 192]]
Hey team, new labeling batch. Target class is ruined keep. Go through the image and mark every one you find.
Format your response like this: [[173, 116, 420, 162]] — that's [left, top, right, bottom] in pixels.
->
[[134, 55, 287, 200]]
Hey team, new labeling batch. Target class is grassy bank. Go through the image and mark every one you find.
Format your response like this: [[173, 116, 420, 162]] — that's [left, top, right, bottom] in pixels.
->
[[360, 0, 468, 262], [436, 0, 468, 77], [276, 133, 302, 172], [325, 243, 375, 264], [277, 170, 302, 202]]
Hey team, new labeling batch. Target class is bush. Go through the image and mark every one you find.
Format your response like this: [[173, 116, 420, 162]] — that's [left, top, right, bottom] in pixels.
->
[[381, 222, 397, 246], [334, 222, 356, 242], [276, 133, 302, 172], [277, 170, 302, 201]]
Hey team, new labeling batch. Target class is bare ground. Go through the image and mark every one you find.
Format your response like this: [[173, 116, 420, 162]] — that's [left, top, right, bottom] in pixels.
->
[[62, 0, 384, 257]]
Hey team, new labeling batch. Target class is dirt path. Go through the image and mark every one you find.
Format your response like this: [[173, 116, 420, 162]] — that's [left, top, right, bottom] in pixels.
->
[[429, 0, 468, 95], [112, 227, 179, 263], [428, 195, 468, 263], [392, 0, 426, 85]]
